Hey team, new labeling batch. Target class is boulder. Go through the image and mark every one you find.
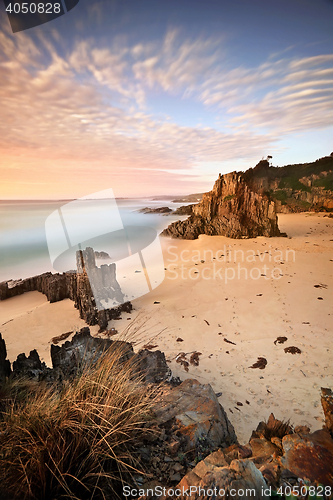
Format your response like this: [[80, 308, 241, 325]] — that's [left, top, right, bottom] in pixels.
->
[[50, 327, 133, 377], [280, 429, 333, 486], [249, 437, 281, 463], [222, 444, 252, 464], [154, 379, 237, 452], [156, 459, 267, 500], [134, 349, 172, 384]]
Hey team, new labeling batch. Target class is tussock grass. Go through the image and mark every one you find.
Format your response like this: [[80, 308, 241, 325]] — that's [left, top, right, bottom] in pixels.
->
[[0, 340, 158, 500], [263, 418, 293, 441]]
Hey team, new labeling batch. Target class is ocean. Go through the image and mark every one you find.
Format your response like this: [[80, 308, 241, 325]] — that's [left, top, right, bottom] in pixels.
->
[[0, 198, 188, 283]]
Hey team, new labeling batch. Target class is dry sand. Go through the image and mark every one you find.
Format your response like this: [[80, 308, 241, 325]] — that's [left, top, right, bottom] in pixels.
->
[[0, 293, 99, 367], [1, 212, 332, 443]]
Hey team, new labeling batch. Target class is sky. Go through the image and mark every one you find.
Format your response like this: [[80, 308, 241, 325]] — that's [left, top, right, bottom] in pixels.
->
[[0, 0, 333, 199]]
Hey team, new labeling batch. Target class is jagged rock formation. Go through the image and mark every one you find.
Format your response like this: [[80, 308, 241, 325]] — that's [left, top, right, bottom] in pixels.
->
[[162, 171, 281, 239], [162, 155, 333, 239], [50, 327, 133, 378], [0, 327, 173, 386], [75, 247, 127, 329], [0, 248, 131, 331], [94, 251, 111, 259], [12, 349, 49, 379]]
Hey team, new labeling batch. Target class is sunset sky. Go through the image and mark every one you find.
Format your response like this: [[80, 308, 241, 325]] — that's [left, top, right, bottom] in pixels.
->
[[0, 0, 333, 199]]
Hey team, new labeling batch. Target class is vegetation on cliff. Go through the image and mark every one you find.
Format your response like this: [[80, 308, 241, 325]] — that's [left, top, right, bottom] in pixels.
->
[[244, 154, 333, 211]]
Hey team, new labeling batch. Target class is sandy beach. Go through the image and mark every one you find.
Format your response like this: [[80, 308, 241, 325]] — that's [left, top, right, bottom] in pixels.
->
[[1, 212, 332, 444]]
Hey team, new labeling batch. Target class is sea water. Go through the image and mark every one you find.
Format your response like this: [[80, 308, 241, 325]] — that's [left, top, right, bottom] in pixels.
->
[[0, 198, 188, 282]]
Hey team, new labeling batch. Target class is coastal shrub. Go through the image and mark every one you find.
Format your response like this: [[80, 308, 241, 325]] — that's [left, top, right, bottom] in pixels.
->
[[313, 171, 333, 190], [263, 417, 293, 441], [270, 190, 288, 204], [0, 342, 157, 500], [278, 176, 311, 192]]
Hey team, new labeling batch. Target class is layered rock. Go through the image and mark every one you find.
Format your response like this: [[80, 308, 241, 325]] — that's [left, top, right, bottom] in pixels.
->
[[0, 272, 76, 303], [0, 247, 131, 330], [162, 171, 281, 239], [154, 378, 237, 452]]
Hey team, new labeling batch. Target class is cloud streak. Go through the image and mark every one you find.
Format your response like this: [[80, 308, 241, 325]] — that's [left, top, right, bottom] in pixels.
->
[[0, 23, 332, 197]]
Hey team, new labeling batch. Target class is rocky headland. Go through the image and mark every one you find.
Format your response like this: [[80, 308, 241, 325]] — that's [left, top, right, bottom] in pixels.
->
[[161, 155, 333, 240], [162, 171, 281, 240]]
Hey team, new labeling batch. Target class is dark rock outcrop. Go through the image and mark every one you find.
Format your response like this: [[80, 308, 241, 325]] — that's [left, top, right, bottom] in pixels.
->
[[75, 247, 127, 328], [2, 328, 172, 385], [162, 171, 281, 239], [137, 207, 173, 214], [0, 248, 132, 330], [172, 205, 194, 216], [0, 272, 76, 303], [135, 349, 172, 384], [12, 349, 48, 379], [0, 333, 11, 382], [51, 327, 132, 377]]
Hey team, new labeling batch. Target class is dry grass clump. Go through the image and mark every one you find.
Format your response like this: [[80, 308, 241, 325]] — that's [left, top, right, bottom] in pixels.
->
[[0, 342, 157, 500], [263, 417, 293, 441]]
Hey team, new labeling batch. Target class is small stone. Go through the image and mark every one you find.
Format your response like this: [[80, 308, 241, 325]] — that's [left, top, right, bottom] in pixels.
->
[[170, 472, 181, 482]]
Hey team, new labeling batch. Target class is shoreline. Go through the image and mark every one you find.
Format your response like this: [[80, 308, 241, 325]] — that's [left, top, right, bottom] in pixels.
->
[[0, 212, 332, 443]]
